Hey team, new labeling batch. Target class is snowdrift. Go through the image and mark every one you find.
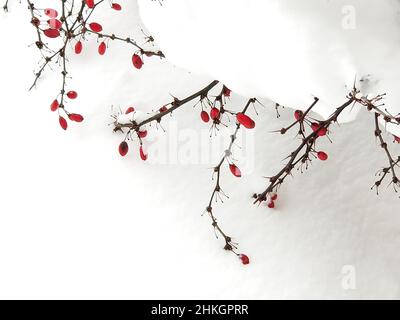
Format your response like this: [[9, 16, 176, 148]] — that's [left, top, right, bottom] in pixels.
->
[[139, 0, 400, 135]]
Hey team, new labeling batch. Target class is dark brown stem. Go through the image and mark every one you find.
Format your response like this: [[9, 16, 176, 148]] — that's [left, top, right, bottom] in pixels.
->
[[372, 112, 400, 192], [114, 80, 219, 131], [26, 0, 163, 92], [206, 98, 256, 253], [85, 30, 165, 58], [255, 97, 355, 204], [3, 0, 9, 11]]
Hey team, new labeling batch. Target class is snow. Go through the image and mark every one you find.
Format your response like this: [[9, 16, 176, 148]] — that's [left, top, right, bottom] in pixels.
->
[[138, 0, 400, 136], [0, 0, 399, 299]]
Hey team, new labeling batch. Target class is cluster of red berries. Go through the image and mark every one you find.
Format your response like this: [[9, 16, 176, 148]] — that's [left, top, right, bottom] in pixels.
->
[[253, 192, 279, 210], [38, 2, 149, 130], [51, 90, 84, 130], [118, 107, 148, 161], [119, 141, 148, 161], [74, 16, 145, 69], [267, 193, 278, 209], [200, 87, 257, 181], [201, 99, 256, 130], [294, 109, 329, 162], [40, 8, 61, 38]]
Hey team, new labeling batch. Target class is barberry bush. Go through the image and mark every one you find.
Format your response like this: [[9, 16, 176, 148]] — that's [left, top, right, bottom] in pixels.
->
[[3, 0, 400, 265]]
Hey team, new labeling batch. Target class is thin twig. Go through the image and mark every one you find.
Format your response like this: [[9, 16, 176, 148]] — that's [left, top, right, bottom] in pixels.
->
[[255, 97, 356, 204], [205, 98, 256, 253], [372, 112, 400, 192]]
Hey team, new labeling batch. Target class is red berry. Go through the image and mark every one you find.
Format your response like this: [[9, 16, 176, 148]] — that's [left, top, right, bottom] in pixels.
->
[[59, 116, 68, 130], [229, 164, 241, 178], [294, 110, 303, 121], [75, 41, 83, 54], [125, 106, 135, 114], [267, 201, 275, 209], [270, 193, 278, 201], [311, 122, 319, 132], [139, 146, 148, 161], [85, 0, 95, 8], [311, 122, 327, 136], [67, 91, 78, 99], [210, 107, 220, 120], [132, 54, 143, 69], [159, 106, 168, 113], [138, 130, 147, 138], [222, 86, 231, 97], [68, 113, 84, 122], [239, 254, 250, 265], [98, 42, 106, 55], [317, 151, 328, 161], [236, 113, 255, 129], [89, 22, 103, 32], [48, 19, 62, 30], [394, 135, 400, 143], [43, 29, 60, 38], [50, 100, 59, 112], [200, 110, 210, 123], [119, 141, 129, 157], [112, 3, 122, 10], [317, 127, 327, 137], [44, 8, 58, 18]]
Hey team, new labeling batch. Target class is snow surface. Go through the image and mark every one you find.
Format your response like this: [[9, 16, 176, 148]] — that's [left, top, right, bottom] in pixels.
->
[[139, 0, 400, 136], [0, 0, 400, 299]]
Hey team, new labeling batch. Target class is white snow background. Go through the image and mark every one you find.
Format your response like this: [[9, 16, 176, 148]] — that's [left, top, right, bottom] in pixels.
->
[[0, 0, 399, 299], [140, 0, 400, 136]]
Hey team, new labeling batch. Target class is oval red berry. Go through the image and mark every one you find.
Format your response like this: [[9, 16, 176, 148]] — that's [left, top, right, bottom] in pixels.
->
[[112, 3, 122, 11], [85, 0, 95, 9], [139, 146, 147, 161], [67, 91, 78, 99], [317, 151, 328, 161], [200, 111, 210, 123], [236, 113, 255, 129], [229, 164, 241, 178], [317, 127, 327, 137], [48, 19, 62, 30], [44, 8, 58, 18], [119, 141, 129, 157], [132, 54, 143, 69], [294, 110, 303, 121], [311, 122, 320, 132], [210, 107, 220, 120], [125, 107, 135, 114], [239, 254, 250, 265], [75, 41, 83, 54], [98, 42, 106, 55], [43, 29, 60, 38], [89, 22, 103, 32], [59, 116, 68, 130], [68, 113, 84, 122], [50, 100, 59, 112]]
